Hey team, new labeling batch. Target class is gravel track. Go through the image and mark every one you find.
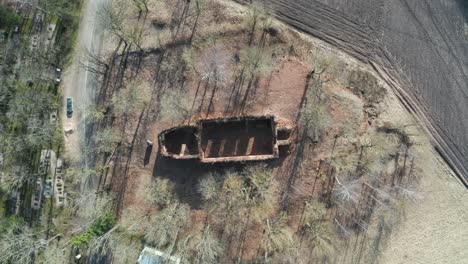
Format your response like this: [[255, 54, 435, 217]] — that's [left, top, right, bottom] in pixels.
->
[[62, 0, 103, 190], [236, 0, 468, 185]]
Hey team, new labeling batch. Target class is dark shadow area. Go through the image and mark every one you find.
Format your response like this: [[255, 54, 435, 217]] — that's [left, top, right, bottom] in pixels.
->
[[160, 126, 199, 156], [277, 128, 291, 141], [280, 128, 309, 211], [143, 144, 153, 167], [456, 0, 468, 22], [152, 153, 267, 209], [152, 19, 166, 30], [277, 144, 291, 158], [88, 252, 112, 264], [200, 117, 275, 158], [4, 193, 19, 216]]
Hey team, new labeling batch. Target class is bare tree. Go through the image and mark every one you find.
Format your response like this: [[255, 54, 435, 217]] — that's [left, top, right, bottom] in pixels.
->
[[237, 47, 273, 111], [124, 179, 189, 255], [132, 0, 150, 13], [193, 225, 223, 264], [192, 42, 231, 115], [302, 221, 336, 262], [0, 166, 30, 192], [214, 171, 246, 236], [120, 206, 148, 236], [299, 74, 330, 138], [243, 165, 278, 221], [38, 243, 68, 264], [243, 1, 269, 45], [182, 46, 199, 77], [64, 166, 98, 188], [72, 189, 114, 221], [79, 47, 109, 76], [189, 0, 207, 42], [198, 172, 222, 205], [241, 47, 273, 78], [296, 199, 336, 262], [109, 234, 142, 264], [393, 184, 421, 202], [98, 0, 126, 41], [83, 104, 106, 123], [299, 199, 327, 229], [175, 235, 193, 264], [144, 202, 190, 251], [93, 128, 122, 154], [198, 43, 229, 86], [112, 79, 151, 116], [159, 89, 191, 125], [261, 215, 294, 262], [348, 70, 386, 105], [332, 176, 361, 206], [143, 178, 178, 208], [0, 226, 55, 263]]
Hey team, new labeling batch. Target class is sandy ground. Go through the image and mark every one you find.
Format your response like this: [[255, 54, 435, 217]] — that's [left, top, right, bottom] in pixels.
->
[[379, 152, 468, 264], [369, 80, 468, 263]]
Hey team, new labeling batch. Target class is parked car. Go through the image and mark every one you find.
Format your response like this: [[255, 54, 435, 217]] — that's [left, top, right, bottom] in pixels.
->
[[44, 179, 53, 198], [66, 97, 73, 118], [54, 68, 62, 84]]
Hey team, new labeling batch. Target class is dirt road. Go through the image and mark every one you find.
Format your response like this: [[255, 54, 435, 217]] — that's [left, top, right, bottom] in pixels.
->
[[238, 0, 468, 185], [62, 0, 103, 190]]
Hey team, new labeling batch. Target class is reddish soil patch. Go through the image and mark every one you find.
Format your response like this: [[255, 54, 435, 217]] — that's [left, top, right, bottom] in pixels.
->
[[108, 2, 372, 258], [258, 58, 310, 121], [185, 58, 309, 123], [116, 53, 366, 255]]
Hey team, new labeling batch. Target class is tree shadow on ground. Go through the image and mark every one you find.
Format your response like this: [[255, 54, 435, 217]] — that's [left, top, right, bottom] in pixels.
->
[[151, 149, 290, 209], [152, 153, 247, 209]]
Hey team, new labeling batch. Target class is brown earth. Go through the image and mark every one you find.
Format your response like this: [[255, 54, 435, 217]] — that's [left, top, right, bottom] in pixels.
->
[[101, 0, 467, 263]]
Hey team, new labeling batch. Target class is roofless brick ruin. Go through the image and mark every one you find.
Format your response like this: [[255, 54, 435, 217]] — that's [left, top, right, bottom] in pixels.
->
[[159, 115, 292, 162]]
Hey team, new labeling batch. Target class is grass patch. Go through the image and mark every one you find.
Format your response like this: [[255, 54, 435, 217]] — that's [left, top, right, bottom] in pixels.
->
[[53, 0, 83, 66]]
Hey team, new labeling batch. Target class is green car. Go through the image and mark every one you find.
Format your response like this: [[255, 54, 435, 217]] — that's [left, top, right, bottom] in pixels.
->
[[66, 97, 73, 118]]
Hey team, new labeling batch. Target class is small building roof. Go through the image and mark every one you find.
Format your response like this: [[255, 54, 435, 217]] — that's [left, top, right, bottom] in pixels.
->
[[137, 247, 180, 264]]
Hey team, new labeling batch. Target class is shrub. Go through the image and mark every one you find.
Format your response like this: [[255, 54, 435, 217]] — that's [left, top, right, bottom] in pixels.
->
[[348, 70, 386, 105], [0, 6, 21, 31], [71, 213, 116, 248], [93, 128, 122, 154], [159, 89, 191, 124]]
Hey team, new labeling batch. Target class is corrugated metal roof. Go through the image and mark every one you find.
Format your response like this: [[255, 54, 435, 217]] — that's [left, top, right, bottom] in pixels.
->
[[137, 247, 180, 264]]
